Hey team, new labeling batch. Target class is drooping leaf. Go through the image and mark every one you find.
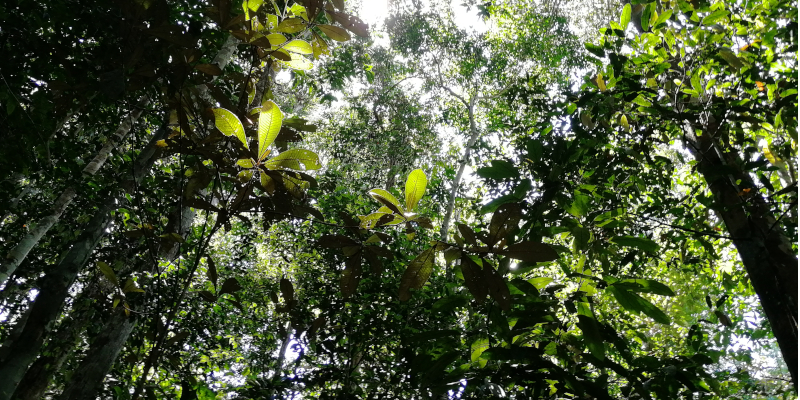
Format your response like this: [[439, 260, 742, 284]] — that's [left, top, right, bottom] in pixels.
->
[[484, 262, 511, 311], [265, 149, 321, 170], [576, 302, 605, 360], [219, 278, 242, 296], [476, 160, 518, 180], [487, 203, 521, 247], [607, 285, 670, 324], [206, 256, 218, 288], [317, 24, 351, 42], [195, 63, 222, 76], [500, 241, 559, 263], [212, 108, 248, 148], [471, 336, 490, 366], [615, 279, 675, 296], [122, 278, 145, 294], [457, 223, 477, 245], [404, 169, 427, 212], [620, 3, 631, 30], [399, 247, 436, 301], [97, 261, 119, 287], [610, 236, 659, 253], [460, 255, 488, 303], [280, 278, 294, 301], [326, 10, 369, 37]]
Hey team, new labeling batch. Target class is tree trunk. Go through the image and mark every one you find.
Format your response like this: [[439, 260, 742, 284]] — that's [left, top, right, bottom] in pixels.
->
[[439, 98, 479, 241], [684, 122, 798, 386], [57, 310, 137, 400], [0, 98, 148, 285], [0, 128, 166, 400]]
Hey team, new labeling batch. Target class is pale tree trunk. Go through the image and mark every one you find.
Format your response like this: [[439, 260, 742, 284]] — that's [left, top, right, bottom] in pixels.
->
[[0, 97, 149, 285], [57, 310, 137, 400], [684, 121, 797, 386], [0, 127, 167, 400], [439, 97, 479, 241]]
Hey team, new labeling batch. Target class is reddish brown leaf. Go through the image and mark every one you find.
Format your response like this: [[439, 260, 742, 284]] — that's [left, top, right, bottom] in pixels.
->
[[499, 241, 559, 263], [460, 255, 488, 303], [280, 278, 295, 301], [340, 252, 362, 298], [484, 260, 511, 311], [399, 247, 436, 301], [457, 223, 477, 245], [487, 203, 521, 247], [317, 234, 359, 248]]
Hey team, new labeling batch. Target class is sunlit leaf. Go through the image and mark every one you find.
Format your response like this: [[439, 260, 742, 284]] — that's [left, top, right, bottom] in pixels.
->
[[277, 18, 306, 34], [404, 169, 427, 212], [258, 100, 283, 160], [610, 236, 659, 253], [284, 39, 313, 55], [620, 3, 631, 30], [265, 149, 321, 170], [317, 24, 351, 42], [212, 108, 248, 148], [368, 188, 405, 215], [607, 285, 670, 324]]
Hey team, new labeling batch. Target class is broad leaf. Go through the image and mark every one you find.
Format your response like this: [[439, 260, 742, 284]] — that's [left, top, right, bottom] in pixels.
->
[[500, 241, 559, 263], [610, 236, 659, 253], [616, 279, 675, 296], [476, 160, 518, 180], [265, 149, 321, 170], [487, 203, 521, 247], [284, 39, 313, 55], [97, 261, 119, 287], [484, 261, 511, 311], [607, 285, 670, 324], [317, 234, 359, 248], [368, 188, 404, 215], [620, 3, 631, 30], [404, 169, 427, 212], [213, 108, 248, 148], [258, 101, 283, 160], [460, 255, 488, 303], [277, 18, 306, 34], [576, 302, 605, 360], [399, 247, 436, 301], [317, 24, 351, 42], [340, 252, 362, 298], [219, 278, 242, 296]]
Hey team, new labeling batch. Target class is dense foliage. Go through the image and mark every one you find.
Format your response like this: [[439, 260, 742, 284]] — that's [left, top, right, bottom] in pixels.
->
[[0, 0, 795, 399]]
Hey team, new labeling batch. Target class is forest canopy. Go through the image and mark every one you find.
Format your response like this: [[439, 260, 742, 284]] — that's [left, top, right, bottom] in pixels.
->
[[0, 0, 796, 399]]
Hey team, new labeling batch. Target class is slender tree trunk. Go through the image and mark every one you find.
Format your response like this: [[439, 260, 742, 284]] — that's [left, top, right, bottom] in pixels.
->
[[0, 98, 148, 285], [0, 127, 167, 400], [439, 98, 479, 241], [684, 122, 798, 386], [57, 310, 137, 400]]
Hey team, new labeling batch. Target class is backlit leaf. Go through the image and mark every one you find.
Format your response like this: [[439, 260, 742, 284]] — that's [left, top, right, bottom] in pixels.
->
[[607, 285, 670, 324], [258, 100, 283, 160], [398, 247, 436, 301], [212, 108, 248, 148], [277, 18, 306, 34], [500, 241, 559, 263], [404, 169, 427, 212], [610, 236, 659, 253], [340, 252, 362, 297], [317, 24, 351, 42], [620, 3, 631, 30], [487, 203, 521, 247], [97, 261, 119, 287], [460, 255, 488, 303], [265, 149, 321, 170], [576, 302, 605, 360], [284, 39, 313, 55], [368, 188, 404, 215]]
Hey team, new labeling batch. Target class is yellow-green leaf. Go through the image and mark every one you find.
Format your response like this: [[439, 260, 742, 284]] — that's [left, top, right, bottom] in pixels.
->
[[317, 24, 351, 42], [595, 73, 606, 92], [98, 261, 119, 287], [265, 33, 287, 46], [237, 158, 255, 168], [123, 278, 145, 293], [277, 18, 306, 34], [276, 54, 313, 71], [265, 149, 321, 170], [283, 39, 313, 55], [399, 247, 436, 301], [369, 188, 404, 215], [289, 3, 308, 21], [213, 108, 248, 149], [258, 100, 283, 160], [404, 169, 427, 212], [620, 3, 631, 30]]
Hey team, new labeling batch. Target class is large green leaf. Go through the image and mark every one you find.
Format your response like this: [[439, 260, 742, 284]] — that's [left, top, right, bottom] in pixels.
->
[[476, 160, 518, 180], [615, 279, 676, 296], [317, 24, 351, 42], [368, 188, 404, 215], [283, 39, 313, 55], [265, 149, 321, 170], [404, 169, 428, 212], [620, 3, 631, 30], [500, 241, 559, 263], [258, 101, 283, 160], [607, 285, 670, 324], [213, 108, 248, 149], [576, 302, 605, 360], [610, 236, 659, 252], [399, 247, 437, 301]]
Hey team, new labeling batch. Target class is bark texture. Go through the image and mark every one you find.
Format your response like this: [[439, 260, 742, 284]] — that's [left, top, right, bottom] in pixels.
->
[[0, 128, 166, 400], [57, 310, 137, 400], [684, 122, 798, 386]]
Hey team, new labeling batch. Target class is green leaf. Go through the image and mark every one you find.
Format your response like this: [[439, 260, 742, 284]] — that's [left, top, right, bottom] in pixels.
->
[[641, 3, 654, 32], [576, 302, 605, 360], [616, 279, 675, 296], [219, 278, 242, 296], [471, 336, 490, 366], [258, 101, 283, 160], [212, 108, 247, 149], [97, 261, 119, 287], [368, 188, 405, 215], [404, 169, 428, 212], [529, 277, 553, 289], [265, 33, 287, 46], [476, 160, 519, 180], [500, 241, 559, 263], [567, 193, 590, 217], [283, 39, 313, 55], [265, 149, 321, 170], [620, 3, 631, 30], [584, 43, 605, 58], [610, 236, 659, 253], [340, 252, 362, 298], [607, 285, 670, 324], [572, 227, 591, 252], [399, 247, 437, 301], [122, 278, 145, 293], [289, 3, 308, 20], [654, 9, 672, 27], [317, 24, 351, 42], [277, 18, 306, 34], [702, 9, 729, 25]]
